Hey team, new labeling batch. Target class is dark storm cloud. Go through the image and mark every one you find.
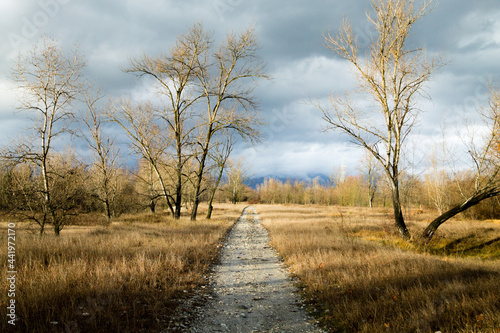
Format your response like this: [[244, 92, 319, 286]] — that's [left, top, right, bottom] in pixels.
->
[[1, 0, 500, 177]]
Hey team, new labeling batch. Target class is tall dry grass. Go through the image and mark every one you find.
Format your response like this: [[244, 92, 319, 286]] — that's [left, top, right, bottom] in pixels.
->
[[0, 203, 244, 333], [259, 204, 500, 332]]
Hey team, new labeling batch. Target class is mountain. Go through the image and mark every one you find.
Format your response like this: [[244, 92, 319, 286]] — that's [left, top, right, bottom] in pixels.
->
[[245, 174, 331, 189]]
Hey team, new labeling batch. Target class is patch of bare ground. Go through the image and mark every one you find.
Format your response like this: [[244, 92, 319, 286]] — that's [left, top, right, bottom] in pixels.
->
[[258, 204, 500, 332], [186, 206, 324, 333]]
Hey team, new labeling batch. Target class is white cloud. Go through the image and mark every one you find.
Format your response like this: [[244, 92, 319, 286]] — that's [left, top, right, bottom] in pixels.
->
[[237, 140, 363, 177]]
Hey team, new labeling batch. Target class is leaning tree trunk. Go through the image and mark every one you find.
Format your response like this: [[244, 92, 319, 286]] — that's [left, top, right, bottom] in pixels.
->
[[423, 190, 500, 242]]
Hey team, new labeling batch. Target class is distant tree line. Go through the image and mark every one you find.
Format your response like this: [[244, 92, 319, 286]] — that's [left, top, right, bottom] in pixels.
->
[[253, 171, 500, 221]]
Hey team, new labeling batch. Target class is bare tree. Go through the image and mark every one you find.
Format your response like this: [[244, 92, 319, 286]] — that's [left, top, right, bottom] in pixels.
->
[[318, 0, 444, 239], [3, 37, 87, 235], [358, 151, 381, 208], [423, 85, 500, 241], [190, 26, 267, 221], [134, 159, 164, 214], [124, 24, 210, 219], [83, 92, 121, 222], [225, 158, 249, 204], [206, 130, 236, 219], [424, 146, 450, 215], [106, 101, 177, 216]]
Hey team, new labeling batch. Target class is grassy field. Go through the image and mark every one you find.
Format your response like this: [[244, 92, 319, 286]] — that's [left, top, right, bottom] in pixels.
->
[[0, 204, 245, 333], [259, 204, 500, 333], [2, 203, 499, 332]]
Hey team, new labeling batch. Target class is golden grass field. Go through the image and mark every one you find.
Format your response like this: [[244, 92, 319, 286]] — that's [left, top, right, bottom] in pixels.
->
[[1, 203, 499, 332], [259, 204, 500, 332], [0, 204, 245, 333]]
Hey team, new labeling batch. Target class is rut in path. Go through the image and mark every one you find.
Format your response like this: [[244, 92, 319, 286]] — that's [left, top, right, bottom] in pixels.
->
[[188, 206, 324, 333]]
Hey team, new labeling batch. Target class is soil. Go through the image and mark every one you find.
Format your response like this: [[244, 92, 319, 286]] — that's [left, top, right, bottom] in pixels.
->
[[183, 206, 325, 333]]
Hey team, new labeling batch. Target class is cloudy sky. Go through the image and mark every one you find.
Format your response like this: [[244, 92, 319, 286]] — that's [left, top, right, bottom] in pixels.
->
[[1, 0, 500, 178]]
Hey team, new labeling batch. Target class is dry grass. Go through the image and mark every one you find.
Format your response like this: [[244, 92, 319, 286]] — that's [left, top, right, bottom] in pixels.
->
[[259, 204, 500, 333], [0, 203, 245, 333]]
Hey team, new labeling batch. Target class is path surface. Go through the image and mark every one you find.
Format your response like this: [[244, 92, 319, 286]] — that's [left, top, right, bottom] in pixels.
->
[[188, 206, 324, 333]]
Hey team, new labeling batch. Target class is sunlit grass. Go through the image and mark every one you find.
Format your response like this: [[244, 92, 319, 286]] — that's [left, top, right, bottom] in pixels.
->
[[259, 204, 500, 332], [0, 203, 244, 332]]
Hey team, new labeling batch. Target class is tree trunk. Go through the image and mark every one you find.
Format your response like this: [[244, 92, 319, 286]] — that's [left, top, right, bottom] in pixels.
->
[[191, 198, 200, 221], [149, 199, 156, 213], [423, 190, 500, 242], [166, 196, 175, 217], [206, 204, 214, 219], [53, 212, 61, 236], [151, 162, 175, 218], [39, 221, 45, 236], [191, 144, 210, 221], [390, 180, 411, 240], [105, 198, 112, 222], [41, 154, 51, 235], [174, 182, 182, 219]]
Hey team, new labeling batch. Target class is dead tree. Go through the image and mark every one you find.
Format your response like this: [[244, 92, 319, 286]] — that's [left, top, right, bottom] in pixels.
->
[[5, 37, 87, 235], [358, 151, 381, 208], [206, 130, 236, 219], [83, 92, 121, 222], [319, 0, 443, 240], [423, 85, 500, 241], [124, 24, 210, 219], [190, 26, 267, 221], [106, 101, 176, 216]]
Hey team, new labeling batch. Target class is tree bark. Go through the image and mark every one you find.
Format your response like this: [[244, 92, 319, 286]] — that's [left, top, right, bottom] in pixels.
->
[[191, 197, 200, 221], [390, 180, 411, 240], [206, 204, 214, 220], [174, 182, 182, 219], [105, 198, 111, 222], [149, 199, 156, 213], [423, 190, 500, 242]]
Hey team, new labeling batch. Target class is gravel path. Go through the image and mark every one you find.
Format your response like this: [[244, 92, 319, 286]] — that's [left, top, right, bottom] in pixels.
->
[[188, 206, 324, 333]]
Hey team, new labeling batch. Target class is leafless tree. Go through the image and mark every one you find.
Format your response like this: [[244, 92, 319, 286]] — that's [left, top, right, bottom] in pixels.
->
[[225, 158, 250, 204], [318, 0, 444, 239], [124, 24, 210, 219], [424, 146, 450, 215], [423, 85, 500, 241], [134, 159, 164, 214], [106, 101, 177, 216], [206, 130, 236, 219], [358, 151, 381, 208], [3, 37, 87, 235], [190, 26, 267, 221], [83, 92, 121, 222]]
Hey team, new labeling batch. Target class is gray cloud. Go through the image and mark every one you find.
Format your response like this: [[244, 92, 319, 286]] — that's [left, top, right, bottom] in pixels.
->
[[1, 0, 500, 178]]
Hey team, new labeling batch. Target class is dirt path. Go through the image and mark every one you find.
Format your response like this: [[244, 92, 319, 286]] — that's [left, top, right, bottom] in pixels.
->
[[188, 206, 324, 333]]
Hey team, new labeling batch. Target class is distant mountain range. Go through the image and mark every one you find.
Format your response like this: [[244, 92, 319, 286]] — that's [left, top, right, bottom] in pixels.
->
[[245, 174, 331, 189]]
